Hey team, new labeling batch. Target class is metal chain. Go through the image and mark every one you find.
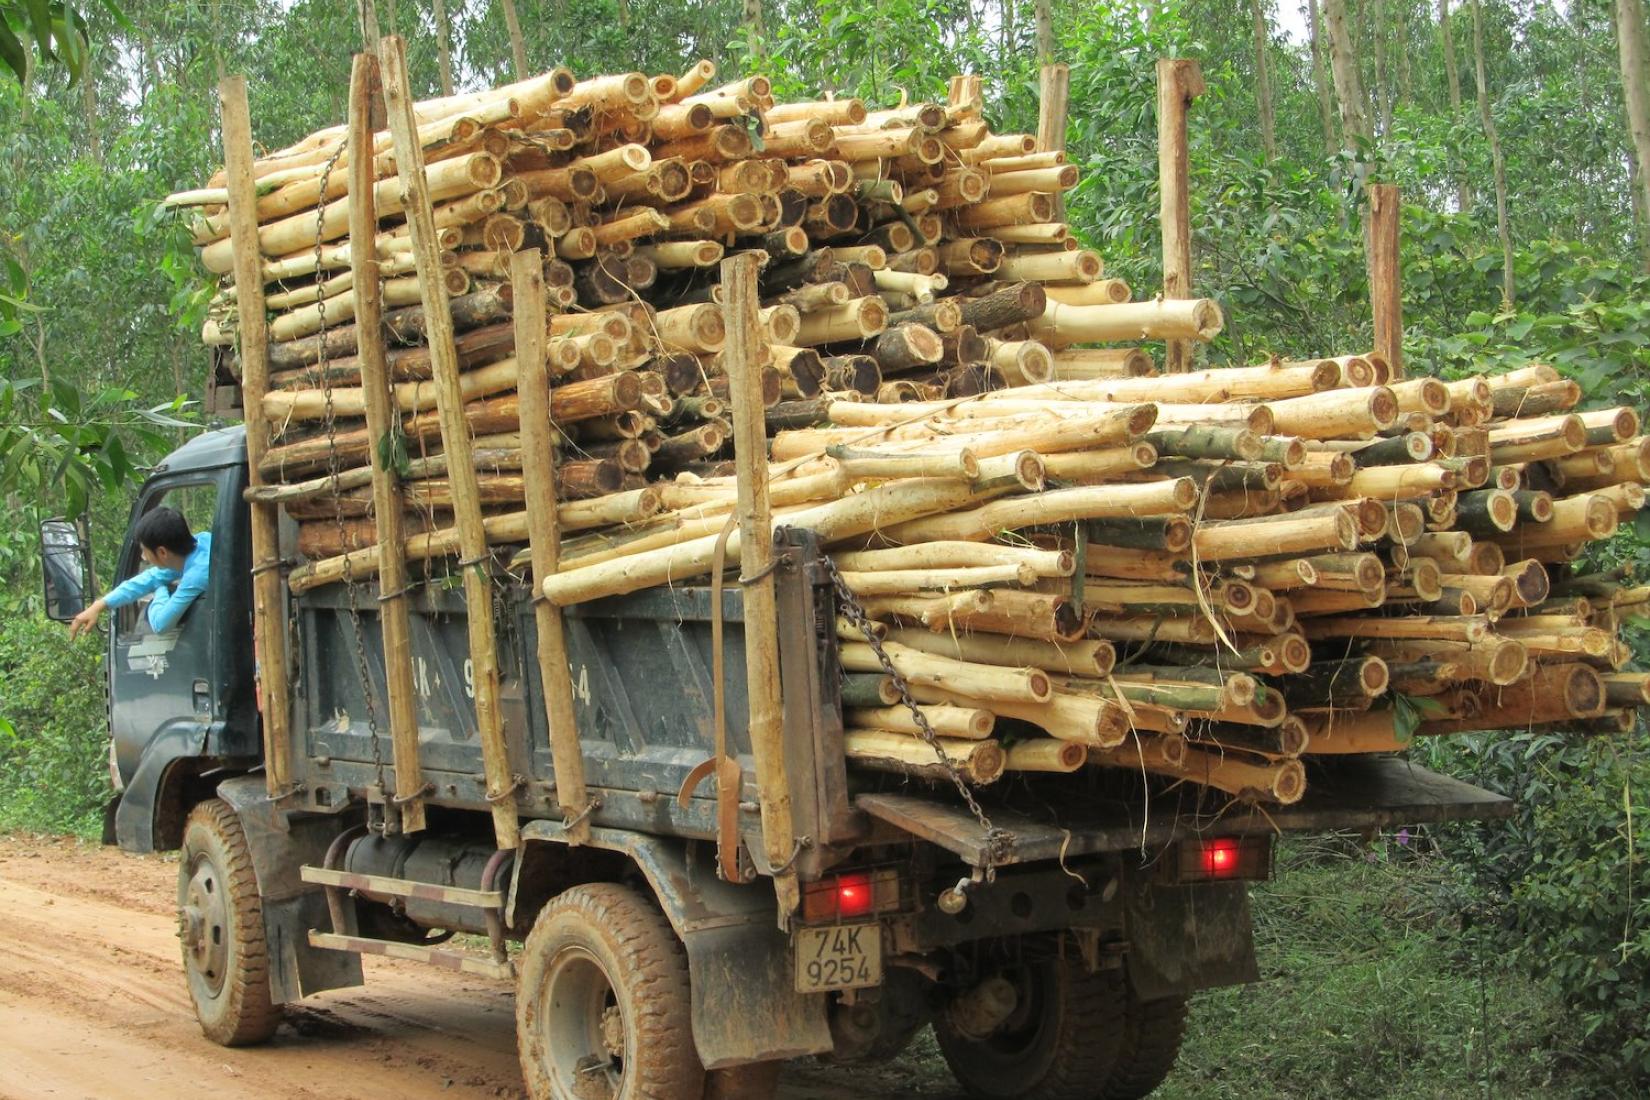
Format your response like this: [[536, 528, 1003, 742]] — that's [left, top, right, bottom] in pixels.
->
[[312, 147, 390, 808], [820, 555, 1013, 874]]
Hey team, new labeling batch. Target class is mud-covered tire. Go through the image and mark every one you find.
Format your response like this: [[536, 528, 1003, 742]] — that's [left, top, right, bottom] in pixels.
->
[[515, 883, 704, 1100], [935, 959, 1125, 1100], [703, 1061, 782, 1099], [177, 798, 282, 1046], [1101, 991, 1189, 1100]]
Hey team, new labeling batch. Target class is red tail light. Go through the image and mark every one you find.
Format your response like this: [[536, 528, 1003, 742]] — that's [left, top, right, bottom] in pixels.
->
[[801, 867, 901, 923], [1173, 836, 1271, 883], [1203, 838, 1239, 876]]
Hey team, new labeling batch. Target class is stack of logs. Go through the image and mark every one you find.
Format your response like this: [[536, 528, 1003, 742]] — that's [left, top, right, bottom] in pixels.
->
[[179, 60, 1650, 807]]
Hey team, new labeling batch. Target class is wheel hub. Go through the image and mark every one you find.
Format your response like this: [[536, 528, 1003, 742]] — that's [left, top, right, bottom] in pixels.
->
[[182, 858, 229, 995], [543, 948, 625, 1097]]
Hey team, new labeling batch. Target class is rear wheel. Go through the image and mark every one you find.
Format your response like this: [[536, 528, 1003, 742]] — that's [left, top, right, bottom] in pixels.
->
[[934, 957, 1124, 1100], [516, 883, 704, 1100], [1101, 989, 1189, 1100], [177, 798, 282, 1046]]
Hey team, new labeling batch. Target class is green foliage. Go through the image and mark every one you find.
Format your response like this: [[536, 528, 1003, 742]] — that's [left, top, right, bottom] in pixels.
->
[[0, 615, 109, 835], [1159, 838, 1594, 1099], [1420, 731, 1650, 1084]]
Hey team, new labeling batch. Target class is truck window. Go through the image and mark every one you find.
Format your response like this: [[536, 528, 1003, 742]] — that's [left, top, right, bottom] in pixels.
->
[[117, 480, 219, 637]]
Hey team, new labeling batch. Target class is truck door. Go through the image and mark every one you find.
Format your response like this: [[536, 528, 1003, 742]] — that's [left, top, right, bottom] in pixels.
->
[[108, 477, 227, 787]]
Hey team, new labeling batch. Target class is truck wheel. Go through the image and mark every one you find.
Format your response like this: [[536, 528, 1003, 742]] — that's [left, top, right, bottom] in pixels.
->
[[1101, 991, 1189, 1100], [516, 883, 704, 1100], [703, 1061, 782, 1099], [177, 798, 282, 1046], [934, 958, 1124, 1100]]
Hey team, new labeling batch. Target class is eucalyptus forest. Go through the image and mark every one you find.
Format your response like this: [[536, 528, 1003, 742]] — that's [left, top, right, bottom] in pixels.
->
[[2, 0, 1649, 1095]]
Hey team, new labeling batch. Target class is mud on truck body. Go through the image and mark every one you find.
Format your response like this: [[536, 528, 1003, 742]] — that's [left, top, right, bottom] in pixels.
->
[[41, 425, 1513, 1099]]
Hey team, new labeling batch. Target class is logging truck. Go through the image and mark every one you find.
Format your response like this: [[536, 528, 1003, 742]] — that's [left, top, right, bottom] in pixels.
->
[[39, 423, 1515, 1100]]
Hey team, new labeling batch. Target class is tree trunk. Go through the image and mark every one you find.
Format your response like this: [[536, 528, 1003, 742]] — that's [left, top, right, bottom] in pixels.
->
[[1440, 0, 1474, 212], [432, 0, 455, 96], [1034, 0, 1055, 65], [1372, 0, 1392, 135], [1616, 0, 1650, 271], [743, 0, 765, 48], [1249, 0, 1277, 160], [357, 0, 380, 49], [74, 40, 103, 166], [1307, 0, 1337, 154], [1322, 0, 1370, 147], [1395, 1, 1413, 106], [499, 0, 528, 80], [1469, 0, 1515, 306]]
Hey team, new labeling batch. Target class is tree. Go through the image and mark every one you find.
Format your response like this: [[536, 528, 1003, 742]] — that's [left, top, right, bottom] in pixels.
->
[[1248, 0, 1276, 160], [1322, 0, 1370, 148], [1468, 0, 1515, 305], [1307, 0, 1337, 155], [1616, 0, 1650, 269], [1, 0, 124, 89], [1439, 0, 1473, 212], [1034, 0, 1054, 65], [432, 0, 454, 96], [498, 0, 527, 79]]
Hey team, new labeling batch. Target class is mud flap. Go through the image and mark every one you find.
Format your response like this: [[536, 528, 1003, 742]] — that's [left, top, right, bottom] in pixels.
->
[[1124, 881, 1258, 1000], [216, 775, 364, 1003]]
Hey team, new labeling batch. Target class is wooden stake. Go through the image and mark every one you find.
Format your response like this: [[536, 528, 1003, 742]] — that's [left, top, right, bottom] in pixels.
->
[[1156, 58, 1204, 373], [512, 248, 592, 846], [219, 75, 293, 797], [347, 53, 426, 833], [723, 250, 800, 920], [379, 35, 518, 850], [1036, 63, 1070, 222], [1368, 182, 1403, 380]]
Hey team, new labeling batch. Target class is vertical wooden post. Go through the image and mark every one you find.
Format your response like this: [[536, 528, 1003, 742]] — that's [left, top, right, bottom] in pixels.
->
[[1367, 182, 1404, 381], [347, 52, 426, 834], [1037, 63, 1070, 222], [1157, 58, 1205, 374], [512, 247, 593, 846], [219, 76, 292, 796], [379, 35, 519, 851], [722, 252, 800, 920]]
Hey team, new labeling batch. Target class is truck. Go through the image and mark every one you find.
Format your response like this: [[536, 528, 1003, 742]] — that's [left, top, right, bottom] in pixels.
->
[[38, 423, 1516, 1099]]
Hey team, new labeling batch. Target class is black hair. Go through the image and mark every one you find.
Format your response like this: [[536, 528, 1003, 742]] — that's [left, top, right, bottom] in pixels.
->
[[134, 506, 197, 557]]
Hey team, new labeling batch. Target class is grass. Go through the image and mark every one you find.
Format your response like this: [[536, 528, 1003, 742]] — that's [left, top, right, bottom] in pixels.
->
[[1155, 835, 1597, 1100]]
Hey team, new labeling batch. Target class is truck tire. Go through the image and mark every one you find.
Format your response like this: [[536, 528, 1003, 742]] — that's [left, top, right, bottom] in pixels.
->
[[516, 883, 704, 1100], [177, 798, 282, 1046], [934, 958, 1125, 1100], [1101, 991, 1189, 1100], [703, 1061, 782, 1099]]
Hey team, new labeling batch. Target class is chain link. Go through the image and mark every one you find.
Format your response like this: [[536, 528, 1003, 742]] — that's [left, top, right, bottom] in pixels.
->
[[820, 555, 1013, 875], [313, 147, 391, 812]]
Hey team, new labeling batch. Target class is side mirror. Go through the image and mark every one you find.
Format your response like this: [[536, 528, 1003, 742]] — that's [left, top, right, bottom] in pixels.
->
[[40, 517, 93, 622]]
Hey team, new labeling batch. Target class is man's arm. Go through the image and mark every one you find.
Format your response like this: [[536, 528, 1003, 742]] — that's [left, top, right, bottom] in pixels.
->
[[68, 566, 166, 639]]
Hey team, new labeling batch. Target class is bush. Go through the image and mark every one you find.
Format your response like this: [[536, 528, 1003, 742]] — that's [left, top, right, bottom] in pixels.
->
[[0, 615, 110, 835], [1420, 731, 1650, 1087]]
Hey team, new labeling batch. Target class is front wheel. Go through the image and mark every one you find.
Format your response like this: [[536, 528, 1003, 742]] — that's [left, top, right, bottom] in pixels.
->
[[515, 883, 704, 1100], [177, 798, 282, 1046], [935, 958, 1125, 1100]]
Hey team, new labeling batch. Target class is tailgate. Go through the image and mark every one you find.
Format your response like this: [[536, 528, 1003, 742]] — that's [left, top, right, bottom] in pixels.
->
[[857, 756, 1512, 868]]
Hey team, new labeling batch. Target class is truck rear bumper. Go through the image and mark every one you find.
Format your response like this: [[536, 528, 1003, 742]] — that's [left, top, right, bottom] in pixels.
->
[[857, 757, 1512, 869]]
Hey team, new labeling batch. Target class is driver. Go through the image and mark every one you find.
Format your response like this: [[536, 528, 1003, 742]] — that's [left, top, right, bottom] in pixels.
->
[[68, 507, 212, 639]]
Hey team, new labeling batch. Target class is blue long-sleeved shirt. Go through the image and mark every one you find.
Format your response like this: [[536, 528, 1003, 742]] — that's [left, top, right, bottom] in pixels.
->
[[102, 533, 213, 632]]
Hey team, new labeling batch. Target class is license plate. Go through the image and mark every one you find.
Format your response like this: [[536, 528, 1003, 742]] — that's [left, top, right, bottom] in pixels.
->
[[795, 923, 882, 993]]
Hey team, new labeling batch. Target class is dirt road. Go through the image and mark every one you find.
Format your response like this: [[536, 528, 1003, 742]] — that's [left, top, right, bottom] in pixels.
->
[[0, 835, 956, 1100]]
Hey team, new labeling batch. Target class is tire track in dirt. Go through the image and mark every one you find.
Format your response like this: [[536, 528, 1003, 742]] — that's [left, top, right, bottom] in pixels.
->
[[0, 835, 961, 1100]]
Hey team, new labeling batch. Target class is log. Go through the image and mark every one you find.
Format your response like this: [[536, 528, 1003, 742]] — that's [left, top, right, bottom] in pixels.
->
[[380, 35, 517, 849]]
